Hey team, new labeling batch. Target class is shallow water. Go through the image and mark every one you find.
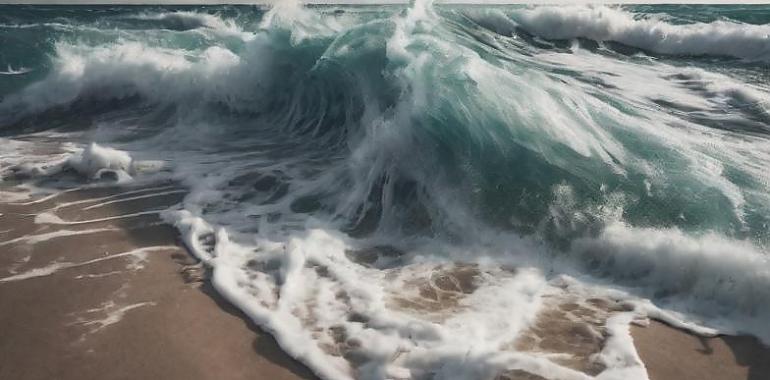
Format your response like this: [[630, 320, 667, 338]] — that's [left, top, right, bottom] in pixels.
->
[[1, 2, 769, 379]]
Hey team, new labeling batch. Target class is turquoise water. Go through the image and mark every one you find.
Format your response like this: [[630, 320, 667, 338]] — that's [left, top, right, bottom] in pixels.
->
[[1, 3, 769, 379]]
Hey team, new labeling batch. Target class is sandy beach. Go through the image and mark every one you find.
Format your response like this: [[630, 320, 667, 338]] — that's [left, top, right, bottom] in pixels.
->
[[0, 181, 768, 380], [3, 1, 770, 379], [633, 321, 770, 380], [0, 183, 315, 380]]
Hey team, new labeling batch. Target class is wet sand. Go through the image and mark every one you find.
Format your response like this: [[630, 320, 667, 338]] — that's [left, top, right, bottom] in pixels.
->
[[1, 181, 769, 380], [0, 183, 315, 380], [632, 321, 770, 380], [508, 297, 770, 380]]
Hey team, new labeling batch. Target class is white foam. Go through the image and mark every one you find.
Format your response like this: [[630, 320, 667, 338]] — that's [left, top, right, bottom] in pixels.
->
[[572, 222, 770, 342], [511, 5, 770, 61], [168, 209, 553, 379], [0, 246, 176, 283], [67, 143, 134, 181], [81, 189, 186, 211], [37, 185, 178, 211], [594, 313, 649, 380], [0, 227, 119, 247], [0, 138, 74, 182], [169, 206, 689, 380], [34, 209, 163, 225], [0, 64, 32, 75], [0, 191, 34, 203], [0, 261, 70, 282], [74, 271, 123, 280], [75, 300, 156, 334]]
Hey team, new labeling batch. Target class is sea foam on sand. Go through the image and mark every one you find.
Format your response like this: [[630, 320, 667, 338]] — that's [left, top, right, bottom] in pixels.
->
[[67, 143, 134, 182]]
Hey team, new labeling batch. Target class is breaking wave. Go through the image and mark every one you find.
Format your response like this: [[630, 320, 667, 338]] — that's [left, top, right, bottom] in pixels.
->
[[2, 2, 769, 379], [509, 5, 770, 61]]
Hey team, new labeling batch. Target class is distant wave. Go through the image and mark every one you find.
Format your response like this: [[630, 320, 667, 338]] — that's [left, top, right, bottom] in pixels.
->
[[129, 11, 238, 32], [510, 6, 770, 61]]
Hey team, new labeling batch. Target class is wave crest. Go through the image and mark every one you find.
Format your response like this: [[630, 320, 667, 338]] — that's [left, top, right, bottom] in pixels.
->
[[511, 6, 770, 61]]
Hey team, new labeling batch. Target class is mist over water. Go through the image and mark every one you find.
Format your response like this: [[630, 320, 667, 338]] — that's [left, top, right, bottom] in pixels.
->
[[1, 2, 769, 379]]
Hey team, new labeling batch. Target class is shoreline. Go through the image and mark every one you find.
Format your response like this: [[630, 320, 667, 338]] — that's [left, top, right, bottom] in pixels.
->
[[0, 182, 315, 380], [1, 181, 768, 380]]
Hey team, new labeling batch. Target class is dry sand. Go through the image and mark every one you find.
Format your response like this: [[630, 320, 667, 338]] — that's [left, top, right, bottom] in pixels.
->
[[1, 180, 768, 380]]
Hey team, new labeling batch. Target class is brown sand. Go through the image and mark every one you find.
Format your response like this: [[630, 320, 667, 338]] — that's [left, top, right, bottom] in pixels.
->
[[0, 183, 315, 380], [2, 181, 770, 380], [510, 291, 770, 380], [632, 321, 770, 380]]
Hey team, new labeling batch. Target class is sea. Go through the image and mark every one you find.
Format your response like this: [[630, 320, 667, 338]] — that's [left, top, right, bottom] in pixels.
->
[[1, 2, 769, 379]]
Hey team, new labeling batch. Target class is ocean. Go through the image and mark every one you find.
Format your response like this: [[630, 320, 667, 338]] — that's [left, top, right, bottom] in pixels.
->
[[1, 2, 769, 379]]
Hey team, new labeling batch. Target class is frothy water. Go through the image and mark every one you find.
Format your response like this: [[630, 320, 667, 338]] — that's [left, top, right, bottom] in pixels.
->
[[1, 2, 769, 379]]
